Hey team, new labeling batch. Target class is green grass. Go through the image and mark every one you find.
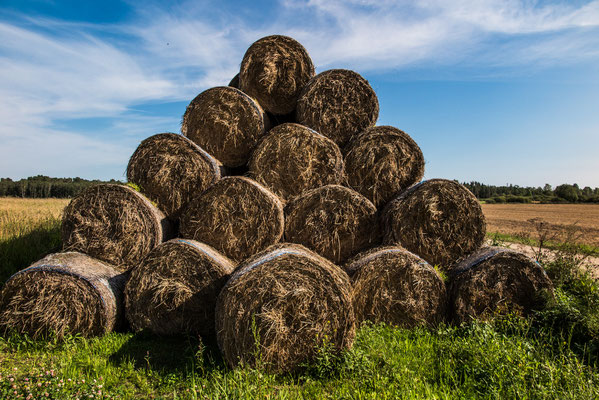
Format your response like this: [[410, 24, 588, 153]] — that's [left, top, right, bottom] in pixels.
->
[[1, 204, 599, 398]]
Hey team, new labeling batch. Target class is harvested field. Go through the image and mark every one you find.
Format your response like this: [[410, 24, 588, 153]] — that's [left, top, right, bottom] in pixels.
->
[[482, 204, 599, 247]]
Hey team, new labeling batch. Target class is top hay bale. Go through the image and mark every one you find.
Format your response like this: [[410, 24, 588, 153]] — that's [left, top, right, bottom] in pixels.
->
[[240, 35, 314, 115], [0, 252, 126, 338], [126, 133, 222, 219], [296, 69, 379, 147], [179, 176, 284, 262], [383, 179, 486, 270], [181, 86, 270, 168], [345, 126, 425, 207], [62, 184, 171, 271], [215, 243, 355, 373], [449, 247, 554, 323], [248, 123, 346, 201]]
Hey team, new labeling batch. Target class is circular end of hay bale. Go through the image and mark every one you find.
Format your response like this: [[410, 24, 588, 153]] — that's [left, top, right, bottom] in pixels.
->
[[347, 246, 446, 328], [215, 243, 355, 372], [249, 123, 346, 200], [62, 184, 170, 271], [125, 239, 234, 337], [296, 69, 379, 147], [180, 177, 284, 262], [0, 252, 125, 338], [240, 35, 314, 115], [229, 73, 240, 88], [345, 126, 424, 207], [127, 133, 222, 219], [383, 179, 486, 270], [450, 247, 555, 324], [284, 185, 380, 264], [181, 86, 270, 167]]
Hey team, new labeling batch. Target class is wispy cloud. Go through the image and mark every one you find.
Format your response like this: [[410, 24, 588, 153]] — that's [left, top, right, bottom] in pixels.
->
[[1, 0, 598, 179]]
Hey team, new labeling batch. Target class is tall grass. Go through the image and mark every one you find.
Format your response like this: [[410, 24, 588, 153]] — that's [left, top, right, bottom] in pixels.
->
[[0, 210, 62, 286]]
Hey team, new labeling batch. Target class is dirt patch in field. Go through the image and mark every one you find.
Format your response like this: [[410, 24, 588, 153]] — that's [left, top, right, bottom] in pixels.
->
[[482, 204, 599, 247]]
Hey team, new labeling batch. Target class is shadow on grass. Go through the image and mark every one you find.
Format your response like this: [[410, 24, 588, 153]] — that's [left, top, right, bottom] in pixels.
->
[[0, 223, 61, 287], [108, 331, 225, 375]]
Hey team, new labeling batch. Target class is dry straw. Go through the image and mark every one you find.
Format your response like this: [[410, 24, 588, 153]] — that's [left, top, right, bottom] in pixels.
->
[[346, 246, 447, 328], [215, 243, 355, 373], [248, 123, 346, 201], [383, 179, 486, 270], [285, 184, 380, 264], [179, 176, 284, 262], [449, 247, 554, 324], [240, 35, 314, 115], [296, 69, 379, 147], [345, 126, 424, 207], [125, 239, 234, 337], [181, 86, 270, 167], [0, 252, 126, 338], [62, 184, 171, 271], [127, 133, 222, 219]]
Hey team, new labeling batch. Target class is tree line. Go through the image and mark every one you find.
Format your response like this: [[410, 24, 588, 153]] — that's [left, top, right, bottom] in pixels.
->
[[0, 176, 122, 198], [462, 181, 599, 203], [1, 176, 598, 203]]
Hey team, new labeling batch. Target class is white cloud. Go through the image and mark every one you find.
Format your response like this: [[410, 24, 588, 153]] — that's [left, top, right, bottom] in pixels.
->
[[1, 0, 598, 179]]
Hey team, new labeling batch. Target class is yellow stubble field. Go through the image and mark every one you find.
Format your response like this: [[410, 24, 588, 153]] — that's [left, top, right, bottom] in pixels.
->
[[481, 203, 599, 247]]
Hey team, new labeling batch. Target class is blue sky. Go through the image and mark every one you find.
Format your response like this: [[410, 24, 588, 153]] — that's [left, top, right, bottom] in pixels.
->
[[1, 0, 598, 187]]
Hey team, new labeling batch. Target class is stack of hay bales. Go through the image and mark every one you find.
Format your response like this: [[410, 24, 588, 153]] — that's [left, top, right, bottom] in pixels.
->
[[0, 34, 554, 373]]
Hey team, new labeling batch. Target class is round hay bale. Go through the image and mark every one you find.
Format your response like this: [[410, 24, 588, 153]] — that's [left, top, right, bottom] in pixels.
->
[[179, 176, 284, 262], [125, 239, 234, 337], [215, 243, 355, 373], [0, 252, 126, 338], [181, 86, 270, 167], [62, 184, 171, 271], [239, 35, 314, 115], [345, 126, 425, 207], [296, 69, 379, 147], [449, 247, 554, 324], [229, 73, 240, 88], [383, 179, 486, 270], [126, 133, 222, 219], [346, 246, 446, 328], [248, 123, 346, 201], [284, 185, 380, 264]]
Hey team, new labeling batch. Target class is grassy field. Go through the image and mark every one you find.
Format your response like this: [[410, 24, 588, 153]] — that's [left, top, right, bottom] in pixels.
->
[[1, 198, 599, 398], [482, 203, 599, 248]]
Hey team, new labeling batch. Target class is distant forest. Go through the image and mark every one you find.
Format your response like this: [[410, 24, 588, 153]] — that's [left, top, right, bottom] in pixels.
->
[[1, 176, 598, 203], [0, 176, 122, 198], [462, 181, 599, 204]]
